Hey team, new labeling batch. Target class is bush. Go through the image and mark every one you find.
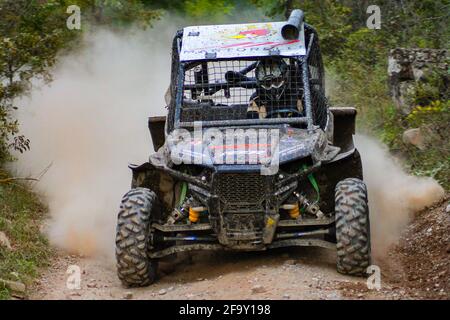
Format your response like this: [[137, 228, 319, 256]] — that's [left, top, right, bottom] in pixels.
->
[[405, 100, 450, 188]]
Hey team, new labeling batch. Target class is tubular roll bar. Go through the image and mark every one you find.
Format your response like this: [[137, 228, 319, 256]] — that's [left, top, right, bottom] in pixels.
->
[[174, 28, 316, 130]]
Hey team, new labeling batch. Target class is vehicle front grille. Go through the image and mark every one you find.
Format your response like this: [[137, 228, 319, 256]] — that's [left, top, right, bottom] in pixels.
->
[[215, 173, 267, 213]]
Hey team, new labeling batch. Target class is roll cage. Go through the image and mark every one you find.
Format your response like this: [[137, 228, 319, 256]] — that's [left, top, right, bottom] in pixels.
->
[[166, 24, 328, 132]]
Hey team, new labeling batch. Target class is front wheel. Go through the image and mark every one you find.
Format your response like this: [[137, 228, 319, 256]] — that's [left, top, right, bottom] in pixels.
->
[[334, 178, 371, 276], [115, 188, 158, 287]]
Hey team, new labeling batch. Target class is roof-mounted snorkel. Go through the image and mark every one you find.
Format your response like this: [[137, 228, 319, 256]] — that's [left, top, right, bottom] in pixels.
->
[[281, 9, 305, 40]]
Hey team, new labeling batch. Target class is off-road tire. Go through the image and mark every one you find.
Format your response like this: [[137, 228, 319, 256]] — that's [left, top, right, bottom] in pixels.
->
[[335, 178, 371, 276], [115, 188, 158, 287]]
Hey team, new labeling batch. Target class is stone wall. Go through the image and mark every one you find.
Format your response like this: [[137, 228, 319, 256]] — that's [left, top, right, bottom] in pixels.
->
[[388, 48, 448, 114]]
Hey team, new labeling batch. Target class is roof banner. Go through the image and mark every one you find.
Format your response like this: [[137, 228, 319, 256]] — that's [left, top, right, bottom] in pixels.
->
[[180, 22, 306, 61]]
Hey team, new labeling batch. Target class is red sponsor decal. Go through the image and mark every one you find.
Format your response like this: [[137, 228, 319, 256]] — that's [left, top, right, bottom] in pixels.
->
[[238, 29, 270, 37]]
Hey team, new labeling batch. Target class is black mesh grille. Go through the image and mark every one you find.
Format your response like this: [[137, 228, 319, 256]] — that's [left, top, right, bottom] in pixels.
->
[[181, 58, 305, 123], [167, 30, 183, 133], [215, 173, 267, 213], [180, 103, 248, 123], [167, 25, 329, 132], [311, 86, 329, 129], [305, 25, 328, 129], [184, 60, 257, 106]]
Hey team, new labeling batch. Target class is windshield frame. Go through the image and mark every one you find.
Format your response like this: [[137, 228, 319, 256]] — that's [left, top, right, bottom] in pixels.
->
[[173, 30, 317, 130]]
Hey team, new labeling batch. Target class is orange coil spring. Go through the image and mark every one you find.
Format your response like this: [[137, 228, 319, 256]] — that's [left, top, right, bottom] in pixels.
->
[[289, 204, 300, 219], [189, 207, 200, 223]]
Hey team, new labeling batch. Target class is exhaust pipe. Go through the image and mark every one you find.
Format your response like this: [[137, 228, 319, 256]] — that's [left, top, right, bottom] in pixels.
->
[[281, 9, 305, 40]]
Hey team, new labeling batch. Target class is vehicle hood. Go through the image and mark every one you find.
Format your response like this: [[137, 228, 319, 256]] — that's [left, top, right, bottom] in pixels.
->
[[163, 125, 328, 167]]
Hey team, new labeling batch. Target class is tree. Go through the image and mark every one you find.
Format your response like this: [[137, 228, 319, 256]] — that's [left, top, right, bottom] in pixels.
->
[[249, 0, 286, 17], [0, 0, 163, 163], [252, 0, 449, 58], [0, 0, 78, 162], [251, 0, 353, 56], [73, 0, 161, 28], [144, 0, 236, 23]]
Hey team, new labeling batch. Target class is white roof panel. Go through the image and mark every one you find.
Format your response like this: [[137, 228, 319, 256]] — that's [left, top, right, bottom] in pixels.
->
[[180, 22, 306, 61]]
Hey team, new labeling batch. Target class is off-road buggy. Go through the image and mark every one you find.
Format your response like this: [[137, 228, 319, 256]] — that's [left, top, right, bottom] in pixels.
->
[[115, 10, 371, 287]]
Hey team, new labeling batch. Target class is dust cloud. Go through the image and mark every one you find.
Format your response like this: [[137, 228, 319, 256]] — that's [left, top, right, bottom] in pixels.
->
[[11, 22, 444, 261], [13, 26, 175, 258], [355, 135, 445, 259], [10, 12, 269, 259]]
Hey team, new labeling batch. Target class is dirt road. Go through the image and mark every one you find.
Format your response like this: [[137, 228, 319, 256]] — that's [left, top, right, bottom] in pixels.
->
[[27, 194, 450, 301], [31, 247, 411, 300], [30, 198, 449, 300]]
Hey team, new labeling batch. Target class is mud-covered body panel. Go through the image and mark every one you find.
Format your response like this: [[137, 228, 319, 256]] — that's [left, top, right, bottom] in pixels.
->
[[166, 126, 331, 167], [130, 124, 362, 252]]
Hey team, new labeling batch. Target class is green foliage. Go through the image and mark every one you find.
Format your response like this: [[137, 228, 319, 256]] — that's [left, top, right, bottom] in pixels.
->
[[149, 0, 267, 23], [331, 58, 450, 189], [411, 70, 449, 106], [74, 0, 162, 28], [406, 106, 450, 189], [184, 0, 233, 21], [249, 0, 289, 18], [406, 100, 449, 127], [0, 0, 164, 165], [0, 0, 78, 163], [273, 0, 450, 189], [330, 62, 450, 190], [296, 0, 353, 57], [253, 0, 449, 60], [252, 0, 354, 56], [0, 171, 51, 299], [328, 1, 449, 189]]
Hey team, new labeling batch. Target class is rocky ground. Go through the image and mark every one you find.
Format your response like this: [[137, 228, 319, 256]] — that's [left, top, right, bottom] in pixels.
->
[[28, 198, 449, 300], [384, 196, 449, 299]]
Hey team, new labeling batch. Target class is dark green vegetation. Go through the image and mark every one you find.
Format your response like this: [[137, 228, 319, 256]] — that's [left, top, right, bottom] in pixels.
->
[[0, 171, 50, 299], [0, 0, 75, 163], [255, 0, 449, 189], [0, 0, 257, 164]]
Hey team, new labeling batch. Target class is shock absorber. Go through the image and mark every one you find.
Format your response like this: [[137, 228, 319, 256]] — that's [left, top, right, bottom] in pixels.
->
[[281, 203, 301, 219], [289, 205, 300, 219], [189, 206, 207, 223]]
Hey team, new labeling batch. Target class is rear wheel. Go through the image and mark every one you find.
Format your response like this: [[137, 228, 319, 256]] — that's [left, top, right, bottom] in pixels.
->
[[115, 188, 158, 287], [334, 178, 371, 276]]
